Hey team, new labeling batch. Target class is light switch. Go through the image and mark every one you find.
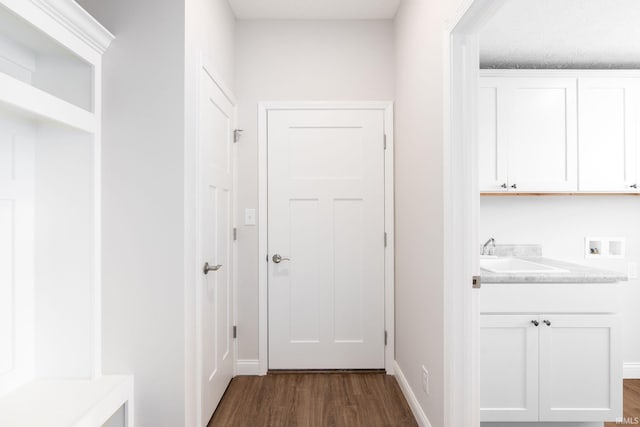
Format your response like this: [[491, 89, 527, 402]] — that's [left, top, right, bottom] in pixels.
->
[[245, 208, 256, 226]]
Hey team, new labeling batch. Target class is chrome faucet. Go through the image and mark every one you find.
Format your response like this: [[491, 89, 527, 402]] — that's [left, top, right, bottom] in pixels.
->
[[482, 238, 496, 256]]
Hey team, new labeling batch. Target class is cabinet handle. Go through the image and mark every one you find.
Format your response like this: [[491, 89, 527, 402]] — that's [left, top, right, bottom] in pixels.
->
[[510, 184, 517, 189], [543, 320, 551, 326], [531, 320, 539, 327], [500, 183, 507, 189], [630, 184, 638, 189]]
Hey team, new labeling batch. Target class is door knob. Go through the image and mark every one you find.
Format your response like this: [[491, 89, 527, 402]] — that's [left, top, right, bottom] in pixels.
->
[[203, 262, 222, 274], [272, 254, 291, 264]]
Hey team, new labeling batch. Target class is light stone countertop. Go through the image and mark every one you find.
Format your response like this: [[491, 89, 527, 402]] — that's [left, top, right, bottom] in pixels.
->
[[480, 256, 628, 284]]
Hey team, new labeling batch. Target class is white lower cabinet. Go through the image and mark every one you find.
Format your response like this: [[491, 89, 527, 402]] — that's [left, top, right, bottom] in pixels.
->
[[481, 314, 622, 423]]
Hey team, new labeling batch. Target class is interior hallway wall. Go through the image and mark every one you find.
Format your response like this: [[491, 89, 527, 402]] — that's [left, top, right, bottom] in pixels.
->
[[480, 196, 640, 374], [75, 0, 236, 425], [393, 0, 467, 425], [234, 20, 395, 360]]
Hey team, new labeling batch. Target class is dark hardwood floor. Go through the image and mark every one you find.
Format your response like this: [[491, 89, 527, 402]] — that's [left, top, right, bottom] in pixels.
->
[[606, 380, 640, 426], [208, 372, 418, 427]]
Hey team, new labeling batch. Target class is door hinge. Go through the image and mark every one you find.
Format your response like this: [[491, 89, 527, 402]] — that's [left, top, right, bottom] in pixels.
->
[[384, 330, 388, 346], [233, 129, 244, 143], [384, 232, 388, 248], [233, 325, 237, 339], [383, 134, 387, 150], [472, 275, 481, 289], [233, 227, 237, 241]]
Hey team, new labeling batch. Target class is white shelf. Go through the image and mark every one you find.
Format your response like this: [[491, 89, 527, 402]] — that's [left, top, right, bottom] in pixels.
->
[[0, 375, 133, 427], [0, 71, 95, 133]]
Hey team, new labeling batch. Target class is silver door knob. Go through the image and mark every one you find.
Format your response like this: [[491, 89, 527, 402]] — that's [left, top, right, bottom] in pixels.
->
[[203, 262, 222, 274], [272, 254, 290, 264]]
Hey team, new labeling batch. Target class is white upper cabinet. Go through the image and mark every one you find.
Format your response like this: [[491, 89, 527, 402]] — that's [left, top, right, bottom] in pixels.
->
[[507, 78, 578, 192], [578, 78, 640, 192], [479, 74, 578, 192], [479, 82, 508, 191], [479, 71, 640, 194]]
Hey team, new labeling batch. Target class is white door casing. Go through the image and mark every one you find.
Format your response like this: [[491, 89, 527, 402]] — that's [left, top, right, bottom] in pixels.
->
[[257, 102, 394, 374], [197, 65, 234, 425], [267, 109, 385, 370]]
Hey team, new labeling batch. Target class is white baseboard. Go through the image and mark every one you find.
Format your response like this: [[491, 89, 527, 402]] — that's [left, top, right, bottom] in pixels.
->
[[624, 362, 640, 379], [236, 359, 260, 376], [393, 360, 432, 427]]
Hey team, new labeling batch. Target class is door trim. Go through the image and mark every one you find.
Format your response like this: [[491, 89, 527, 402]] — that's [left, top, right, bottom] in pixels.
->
[[444, 2, 506, 426], [257, 101, 395, 374]]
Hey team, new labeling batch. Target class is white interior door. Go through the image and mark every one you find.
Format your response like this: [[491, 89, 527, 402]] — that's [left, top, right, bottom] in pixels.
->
[[198, 69, 234, 424], [267, 109, 386, 370]]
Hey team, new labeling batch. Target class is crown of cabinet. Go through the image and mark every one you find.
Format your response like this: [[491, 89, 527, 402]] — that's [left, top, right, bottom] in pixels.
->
[[1, 0, 114, 54]]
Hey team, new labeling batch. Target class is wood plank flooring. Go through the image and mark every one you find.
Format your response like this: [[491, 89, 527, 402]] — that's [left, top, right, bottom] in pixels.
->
[[208, 372, 418, 427], [606, 379, 640, 426]]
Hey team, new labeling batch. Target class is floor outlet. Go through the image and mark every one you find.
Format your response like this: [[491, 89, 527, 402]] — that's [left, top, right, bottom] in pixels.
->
[[421, 366, 429, 395]]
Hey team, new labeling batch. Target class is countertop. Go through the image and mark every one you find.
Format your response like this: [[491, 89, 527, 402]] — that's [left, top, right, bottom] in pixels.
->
[[480, 256, 628, 284]]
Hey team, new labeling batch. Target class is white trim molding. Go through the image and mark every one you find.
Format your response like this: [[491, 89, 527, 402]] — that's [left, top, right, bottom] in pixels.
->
[[236, 360, 261, 376], [30, 0, 115, 54], [624, 362, 640, 379], [443, 1, 507, 427], [257, 101, 395, 375], [393, 361, 432, 427]]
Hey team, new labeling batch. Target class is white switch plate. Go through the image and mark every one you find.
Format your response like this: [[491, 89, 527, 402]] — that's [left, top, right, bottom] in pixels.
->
[[244, 208, 256, 226]]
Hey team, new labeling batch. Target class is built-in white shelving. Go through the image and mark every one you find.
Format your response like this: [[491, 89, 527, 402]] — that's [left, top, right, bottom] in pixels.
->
[[0, 72, 95, 132], [0, 1, 132, 426]]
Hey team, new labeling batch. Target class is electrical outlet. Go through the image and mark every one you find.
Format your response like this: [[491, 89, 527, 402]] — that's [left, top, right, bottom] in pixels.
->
[[421, 365, 430, 395]]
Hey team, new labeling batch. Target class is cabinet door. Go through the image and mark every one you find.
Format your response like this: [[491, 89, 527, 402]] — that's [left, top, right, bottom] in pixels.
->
[[505, 78, 578, 192], [578, 78, 640, 192], [539, 315, 622, 422], [479, 79, 508, 192], [480, 315, 539, 422]]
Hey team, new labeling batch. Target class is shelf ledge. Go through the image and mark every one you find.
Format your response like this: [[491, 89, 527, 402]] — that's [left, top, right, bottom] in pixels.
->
[[0, 375, 133, 427], [0, 72, 96, 133]]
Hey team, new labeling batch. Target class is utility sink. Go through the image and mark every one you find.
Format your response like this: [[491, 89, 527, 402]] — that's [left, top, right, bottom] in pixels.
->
[[480, 257, 569, 274]]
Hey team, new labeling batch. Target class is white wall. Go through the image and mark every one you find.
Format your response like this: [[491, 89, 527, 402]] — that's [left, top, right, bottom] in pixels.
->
[[480, 196, 640, 370], [75, 1, 187, 425], [394, 0, 465, 425], [75, 0, 235, 425], [234, 20, 395, 360]]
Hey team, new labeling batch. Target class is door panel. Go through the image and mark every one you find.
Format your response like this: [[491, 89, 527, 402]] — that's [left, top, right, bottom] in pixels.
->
[[539, 315, 622, 422], [479, 82, 508, 192], [578, 78, 639, 192], [506, 78, 578, 191], [268, 109, 385, 369], [199, 71, 234, 425], [480, 315, 539, 422]]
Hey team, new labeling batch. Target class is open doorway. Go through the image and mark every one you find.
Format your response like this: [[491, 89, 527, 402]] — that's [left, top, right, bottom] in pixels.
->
[[449, 1, 640, 426]]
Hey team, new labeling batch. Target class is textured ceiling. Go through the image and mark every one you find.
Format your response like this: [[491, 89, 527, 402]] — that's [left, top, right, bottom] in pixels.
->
[[228, 0, 401, 20], [480, 0, 640, 69]]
